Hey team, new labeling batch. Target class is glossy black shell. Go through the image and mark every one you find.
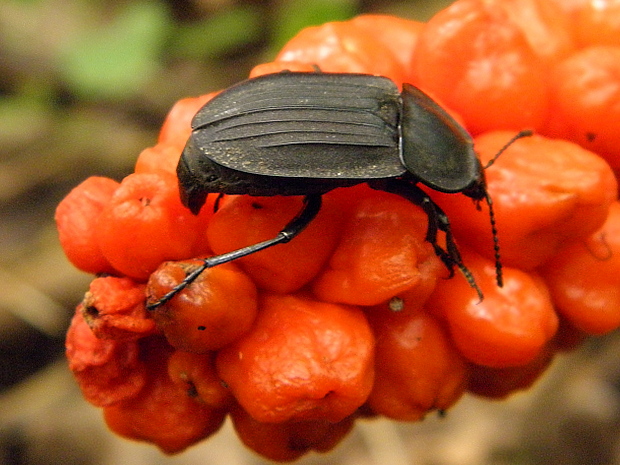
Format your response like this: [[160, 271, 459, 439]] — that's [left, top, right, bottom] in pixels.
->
[[177, 72, 480, 213]]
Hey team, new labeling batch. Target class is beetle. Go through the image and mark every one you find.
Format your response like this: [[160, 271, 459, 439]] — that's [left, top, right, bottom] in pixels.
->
[[147, 71, 531, 309]]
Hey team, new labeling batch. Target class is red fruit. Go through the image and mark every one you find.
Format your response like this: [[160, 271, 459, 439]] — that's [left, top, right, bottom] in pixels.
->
[[312, 191, 443, 306], [65, 308, 147, 407], [541, 201, 620, 335], [96, 172, 204, 280], [206, 195, 343, 294], [103, 338, 226, 454], [167, 350, 233, 410], [81, 276, 155, 341], [231, 406, 355, 462], [428, 249, 558, 368], [55, 176, 119, 274], [147, 260, 258, 352], [275, 20, 405, 85], [217, 294, 374, 423], [365, 308, 468, 421], [158, 93, 218, 149], [413, 0, 549, 134]]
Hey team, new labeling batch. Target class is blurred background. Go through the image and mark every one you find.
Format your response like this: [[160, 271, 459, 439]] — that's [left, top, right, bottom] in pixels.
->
[[1, 0, 620, 463]]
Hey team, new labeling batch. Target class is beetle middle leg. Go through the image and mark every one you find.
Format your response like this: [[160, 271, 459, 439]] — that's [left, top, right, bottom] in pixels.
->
[[369, 178, 483, 301], [146, 194, 323, 310]]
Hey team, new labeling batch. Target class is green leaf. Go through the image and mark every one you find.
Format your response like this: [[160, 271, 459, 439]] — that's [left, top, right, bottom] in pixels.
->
[[271, 0, 358, 51], [58, 1, 171, 100], [169, 5, 262, 60]]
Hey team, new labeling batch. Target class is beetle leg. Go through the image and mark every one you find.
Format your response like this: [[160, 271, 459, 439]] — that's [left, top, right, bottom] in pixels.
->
[[146, 194, 323, 310], [213, 193, 225, 213], [369, 179, 483, 301]]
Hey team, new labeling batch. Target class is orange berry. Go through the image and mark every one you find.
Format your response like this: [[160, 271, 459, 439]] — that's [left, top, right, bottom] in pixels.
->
[[312, 191, 443, 306], [55, 176, 119, 274], [413, 0, 549, 134], [96, 171, 204, 280], [65, 307, 147, 407], [350, 15, 425, 84], [147, 260, 258, 352], [158, 93, 218, 150], [276, 20, 405, 85], [216, 294, 374, 423], [365, 308, 468, 421], [206, 195, 342, 294], [575, 0, 620, 47], [103, 337, 226, 454], [547, 46, 620, 168], [249, 61, 318, 78], [485, 0, 575, 63], [427, 249, 558, 368], [432, 131, 617, 269], [134, 143, 182, 176], [541, 202, 620, 335]]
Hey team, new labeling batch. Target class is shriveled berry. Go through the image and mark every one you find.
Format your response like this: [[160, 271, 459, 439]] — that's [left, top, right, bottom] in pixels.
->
[[81, 276, 155, 341], [167, 350, 233, 410], [230, 406, 355, 462], [103, 337, 226, 454], [66, 308, 147, 407]]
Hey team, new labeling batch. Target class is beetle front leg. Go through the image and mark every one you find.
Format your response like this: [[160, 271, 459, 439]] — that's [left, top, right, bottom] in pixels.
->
[[146, 194, 323, 310], [369, 179, 483, 301]]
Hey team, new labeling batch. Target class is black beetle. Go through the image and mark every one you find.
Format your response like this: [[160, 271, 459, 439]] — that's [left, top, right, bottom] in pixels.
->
[[148, 72, 531, 309]]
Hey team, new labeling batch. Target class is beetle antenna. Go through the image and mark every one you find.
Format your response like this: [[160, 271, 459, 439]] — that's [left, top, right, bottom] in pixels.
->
[[483, 129, 533, 169], [485, 189, 503, 287], [480, 129, 533, 287]]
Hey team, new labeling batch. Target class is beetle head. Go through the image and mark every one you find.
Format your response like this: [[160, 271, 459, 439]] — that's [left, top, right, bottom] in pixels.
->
[[177, 154, 210, 215], [177, 138, 229, 215]]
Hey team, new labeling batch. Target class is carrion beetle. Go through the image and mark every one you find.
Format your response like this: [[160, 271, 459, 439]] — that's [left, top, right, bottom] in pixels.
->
[[147, 72, 531, 309]]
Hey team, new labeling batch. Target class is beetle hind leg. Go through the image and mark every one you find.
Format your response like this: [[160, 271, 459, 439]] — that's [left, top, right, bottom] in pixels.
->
[[370, 179, 483, 301], [146, 194, 323, 310]]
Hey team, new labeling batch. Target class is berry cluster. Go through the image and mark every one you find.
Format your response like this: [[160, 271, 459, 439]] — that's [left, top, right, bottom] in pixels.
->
[[56, 0, 620, 461]]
